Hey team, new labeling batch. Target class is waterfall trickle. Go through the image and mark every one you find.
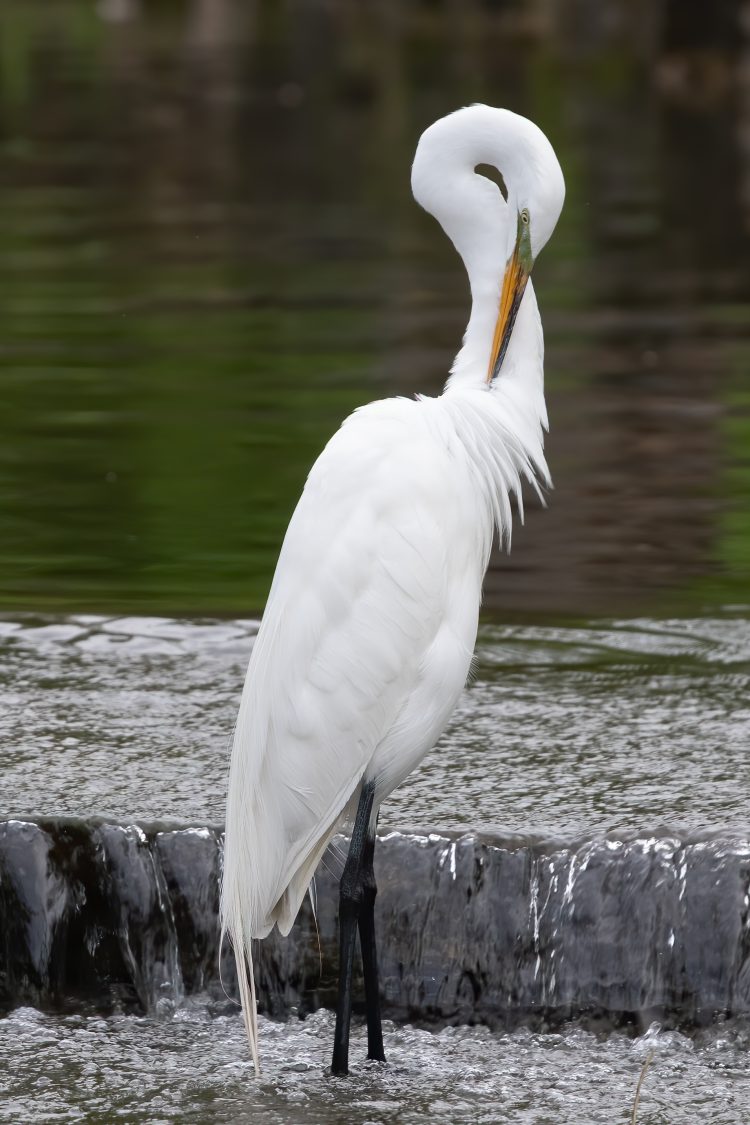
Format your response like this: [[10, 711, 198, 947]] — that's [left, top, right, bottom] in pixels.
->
[[1, 818, 749, 1031]]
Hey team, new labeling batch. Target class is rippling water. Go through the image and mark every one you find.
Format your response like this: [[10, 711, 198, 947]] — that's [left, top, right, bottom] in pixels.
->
[[1, 1007, 749, 1125], [2, 613, 750, 1120], [2, 612, 749, 836]]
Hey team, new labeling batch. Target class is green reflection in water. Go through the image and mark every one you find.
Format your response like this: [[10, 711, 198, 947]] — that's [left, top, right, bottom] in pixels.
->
[[0, 0, 748, 616], [703, 338, 750, 606]]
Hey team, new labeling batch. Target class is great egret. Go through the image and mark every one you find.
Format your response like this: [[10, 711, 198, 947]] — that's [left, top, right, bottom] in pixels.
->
[[222, 104, 565, 1075]]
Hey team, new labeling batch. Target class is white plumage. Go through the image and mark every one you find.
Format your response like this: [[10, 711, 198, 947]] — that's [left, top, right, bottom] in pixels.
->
[[222, 104, 565, 1073]]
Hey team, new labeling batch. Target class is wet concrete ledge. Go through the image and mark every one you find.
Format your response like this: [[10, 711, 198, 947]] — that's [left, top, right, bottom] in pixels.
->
[[1, 817, 749, 1032]]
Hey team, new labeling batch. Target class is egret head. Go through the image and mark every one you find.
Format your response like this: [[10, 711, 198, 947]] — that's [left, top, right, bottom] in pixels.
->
[[487, 115, 565, 381], [411, 104, 565, 385]]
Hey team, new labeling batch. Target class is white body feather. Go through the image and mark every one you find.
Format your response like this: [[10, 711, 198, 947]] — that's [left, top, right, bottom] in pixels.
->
[[221, 105, 564, 1072]]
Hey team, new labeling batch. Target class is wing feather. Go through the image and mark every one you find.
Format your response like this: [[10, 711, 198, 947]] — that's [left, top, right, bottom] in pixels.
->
[[221, 402, 450, 985]]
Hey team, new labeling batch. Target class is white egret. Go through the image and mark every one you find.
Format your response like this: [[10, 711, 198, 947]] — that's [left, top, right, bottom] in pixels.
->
[[222, 104, 565, 1075]]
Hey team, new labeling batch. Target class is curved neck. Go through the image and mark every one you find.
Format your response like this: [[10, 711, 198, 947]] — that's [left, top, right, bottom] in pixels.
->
[[448, 279, 547, 434], [411, 106, 554, 432]]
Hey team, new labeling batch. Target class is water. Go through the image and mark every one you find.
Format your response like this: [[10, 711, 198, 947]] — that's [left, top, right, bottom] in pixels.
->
[[1, 1007, 749, 1125], [3, 614, 750, 1122], [1, 2, 749, 1118], [2, 613, 749, 836], [0, 0, 749, 617]]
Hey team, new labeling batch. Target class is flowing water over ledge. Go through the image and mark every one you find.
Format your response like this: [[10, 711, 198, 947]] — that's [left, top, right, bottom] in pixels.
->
[[1, 613, 749, 1121], [1, 819, 750, 1123], [2, 818, 750, 1026]]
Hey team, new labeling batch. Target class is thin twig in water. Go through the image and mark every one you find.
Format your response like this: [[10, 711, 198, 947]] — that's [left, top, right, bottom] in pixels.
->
[[630, 1049, 654, 1125]]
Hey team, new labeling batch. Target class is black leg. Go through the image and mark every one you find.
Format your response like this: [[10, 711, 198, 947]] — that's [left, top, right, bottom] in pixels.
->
[[331, 780, 382, 1075], [358, 829, 385, 1062]]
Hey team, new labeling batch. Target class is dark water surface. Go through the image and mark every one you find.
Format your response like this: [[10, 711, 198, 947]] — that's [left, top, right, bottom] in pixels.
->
[[1, 0, 749, 617]]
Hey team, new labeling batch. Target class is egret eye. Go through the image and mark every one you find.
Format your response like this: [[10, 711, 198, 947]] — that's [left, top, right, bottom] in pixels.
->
[[520, 209, 530, 225]]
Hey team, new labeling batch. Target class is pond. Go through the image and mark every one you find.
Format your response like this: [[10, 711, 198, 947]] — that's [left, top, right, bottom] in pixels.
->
[[0, 0, 748, 617]]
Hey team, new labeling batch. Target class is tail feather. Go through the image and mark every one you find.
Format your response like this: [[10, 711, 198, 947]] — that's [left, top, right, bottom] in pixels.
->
[[220, 871, 260, 1073], [236, 940, 260, 1075]]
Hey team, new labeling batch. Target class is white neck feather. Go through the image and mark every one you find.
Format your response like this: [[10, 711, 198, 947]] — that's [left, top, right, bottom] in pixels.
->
[[411, 103, 563, 444], [448, 277, 548, 434]]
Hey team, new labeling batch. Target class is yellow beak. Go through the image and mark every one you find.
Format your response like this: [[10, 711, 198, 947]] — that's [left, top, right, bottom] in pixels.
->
[[486, 244, 531, 383]]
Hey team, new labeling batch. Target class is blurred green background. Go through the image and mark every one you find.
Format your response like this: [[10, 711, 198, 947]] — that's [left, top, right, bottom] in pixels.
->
[[0, 0, 748, 618]]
